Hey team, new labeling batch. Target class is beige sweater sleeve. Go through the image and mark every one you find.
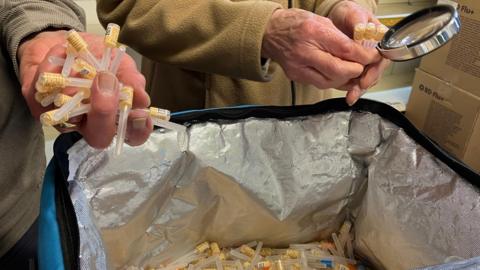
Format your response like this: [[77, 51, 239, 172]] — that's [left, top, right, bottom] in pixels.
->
[[0, 0, 86, 76], [314, 0, 378, 16], [97, 0, 282, 82]]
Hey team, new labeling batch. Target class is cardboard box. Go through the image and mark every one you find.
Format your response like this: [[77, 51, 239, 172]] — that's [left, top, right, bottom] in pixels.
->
[[419, 0, 480, 97], [406, 68, 480, 172]]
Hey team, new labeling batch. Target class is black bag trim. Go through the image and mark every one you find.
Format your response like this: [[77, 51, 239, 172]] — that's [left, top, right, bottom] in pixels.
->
[[53, 132, 83, 270], [51, 98, 480, 270]]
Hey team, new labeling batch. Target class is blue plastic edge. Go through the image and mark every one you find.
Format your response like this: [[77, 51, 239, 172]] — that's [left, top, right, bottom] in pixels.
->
[[171, 104, 258, 116], [38, 160, 65, 270]]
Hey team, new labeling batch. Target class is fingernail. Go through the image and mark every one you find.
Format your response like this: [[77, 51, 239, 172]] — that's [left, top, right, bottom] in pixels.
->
[[146, 94, 151, 107], [96, 71, 118, 95], [347, 94, 360, 106], [132, 117, 147, 130]]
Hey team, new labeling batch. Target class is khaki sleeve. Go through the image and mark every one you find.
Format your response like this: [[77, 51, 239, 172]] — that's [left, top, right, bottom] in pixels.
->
[[0, 0, 86, 76], [97, 0, 282, 82], [314, 0, 378, 16]]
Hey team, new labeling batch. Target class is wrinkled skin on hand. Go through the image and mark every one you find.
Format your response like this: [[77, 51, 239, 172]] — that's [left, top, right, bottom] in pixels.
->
[[329, 0, 391, 105], [18, 30, 153, 148], [262, 4, 390, 105]]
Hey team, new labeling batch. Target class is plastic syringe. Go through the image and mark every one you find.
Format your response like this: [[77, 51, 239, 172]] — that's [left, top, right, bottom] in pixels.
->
[[147, 107, 185, 133], [40, 103, 91, 126], [61, 44, 77, 77], [48, 56, 97, 80], [115, 85, 134, 156], [66, 30, 101, 70], [164, 242, 210, 270], [146, 107, 188, 151], [249, 242, 264, 270], [353, 22, 388, 48], [37, 72, 92, 91], [54, 93, 72, 107], [70, 103, 91, 118], [353, 23, 366, 42], [72, 58, 97, 79], [109, 45, 126, 74], [35, 91, 60, 107], [48, 55, 65, 66], [53, 88, 90, 121], [100, 23, 120, 71]]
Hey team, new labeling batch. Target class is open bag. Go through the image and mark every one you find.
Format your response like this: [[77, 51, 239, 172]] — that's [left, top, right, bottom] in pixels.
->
[[38, 98, 480, 270]]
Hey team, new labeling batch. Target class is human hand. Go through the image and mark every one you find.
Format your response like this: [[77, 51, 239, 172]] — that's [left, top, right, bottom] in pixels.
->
[[261, 8, 381, 93], [18, 30, 152, 148], [329, 1, 391, 105], [328, 1, 381, 38]]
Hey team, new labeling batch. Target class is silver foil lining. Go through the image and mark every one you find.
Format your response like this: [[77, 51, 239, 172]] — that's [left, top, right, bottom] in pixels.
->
[[66, 111, 480, 269]]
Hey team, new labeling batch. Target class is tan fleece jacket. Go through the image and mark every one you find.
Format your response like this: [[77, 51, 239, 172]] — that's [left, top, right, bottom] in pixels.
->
[[0, 0, 84, 256], [97, 0, 377, 112]]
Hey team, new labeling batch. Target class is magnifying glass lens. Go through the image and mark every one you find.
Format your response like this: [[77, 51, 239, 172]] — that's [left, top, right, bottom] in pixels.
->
[[386, 11, 452, 48]]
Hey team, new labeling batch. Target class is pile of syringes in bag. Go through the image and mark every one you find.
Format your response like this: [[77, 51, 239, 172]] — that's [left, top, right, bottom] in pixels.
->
[[128, 221, 370, 270], [35, 23, 187, 155]]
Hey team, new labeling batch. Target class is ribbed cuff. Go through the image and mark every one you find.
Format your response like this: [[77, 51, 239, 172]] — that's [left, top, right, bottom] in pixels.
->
[[239, 1, 282, 82], [3, 2, 85, 78]]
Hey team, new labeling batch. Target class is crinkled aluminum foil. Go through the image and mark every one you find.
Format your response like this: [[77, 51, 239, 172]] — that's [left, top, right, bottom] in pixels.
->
[[66, 111, 480, 269], [415, 256, 480, 270], [69, 181, 107, 270]]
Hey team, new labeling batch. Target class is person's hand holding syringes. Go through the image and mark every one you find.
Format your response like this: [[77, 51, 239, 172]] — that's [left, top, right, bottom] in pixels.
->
[[327, 1, 391, 105], [18, 23, 186, 155]]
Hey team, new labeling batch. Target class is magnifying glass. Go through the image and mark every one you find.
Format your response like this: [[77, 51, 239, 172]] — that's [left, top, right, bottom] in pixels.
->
[[378, 4, 461, 61]]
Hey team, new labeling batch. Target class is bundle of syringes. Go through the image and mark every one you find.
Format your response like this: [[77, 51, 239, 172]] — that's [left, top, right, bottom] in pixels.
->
[[128, 221, 368, 270], [353, 22, 388, 48], [35, 23, 186, 155]]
